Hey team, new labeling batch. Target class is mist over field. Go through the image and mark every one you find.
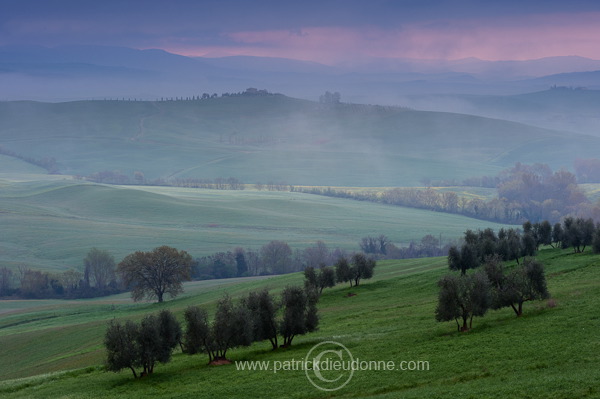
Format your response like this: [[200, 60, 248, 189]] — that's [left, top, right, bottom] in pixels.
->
[[2, 1, 600, 398]]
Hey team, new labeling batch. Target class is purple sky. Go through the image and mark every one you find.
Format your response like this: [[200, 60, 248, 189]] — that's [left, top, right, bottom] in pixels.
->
[[2, 0, 600, 63]]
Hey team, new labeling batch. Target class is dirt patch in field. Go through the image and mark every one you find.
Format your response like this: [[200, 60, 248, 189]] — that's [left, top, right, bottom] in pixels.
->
[[209, 358, 232, 366]]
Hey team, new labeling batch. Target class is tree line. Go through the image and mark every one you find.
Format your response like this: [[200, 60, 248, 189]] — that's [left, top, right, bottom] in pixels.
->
[[432, 217, 600, 331], [297, 162, 598, 224], [82, 171, 246, 190], [436, 256, 549, 331], [0, 145, 59, 174], [436, 224, 554, 331], [193, 240, 344, 279], [0, 248, 122, 299], [105, 285, 319, 378], [0, 232, 451, 299], [103, 88, 280, 102], [106, 252, 378, 378], [304, 252, 376, 294], [446, 217, 600, 277], [82, 171, 295, 192]]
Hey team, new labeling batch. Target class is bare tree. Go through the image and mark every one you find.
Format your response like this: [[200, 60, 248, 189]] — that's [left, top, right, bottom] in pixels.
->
[[84, 248, 116, 291], [0, 267, 14, 296], [303, 241, 330, 269], [260, 240, 292, 274]]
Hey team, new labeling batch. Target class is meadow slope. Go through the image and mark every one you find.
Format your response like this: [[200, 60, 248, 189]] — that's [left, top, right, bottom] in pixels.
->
[[0, 247, 598, 398], [0, 179, 514, 272]]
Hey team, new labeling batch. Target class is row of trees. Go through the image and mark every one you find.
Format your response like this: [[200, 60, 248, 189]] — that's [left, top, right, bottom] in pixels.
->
[[0, 246, 192, 302], [83, 172, 294, 193], [105, 310, 182, 378], [2, 239, 378, 300], [435, 216, 600, 277], [304, 253, 376, 293], [574, 158, 600, 183], [193, 241, 347, 279], [184, 286, 318, 360], [82, 171, 246, 190], [360, 234, 450, 259], [0, 248, 120, 299], [436, 222, 555, 331], [436, 256, 549, 331], [0, 145, 59, 174], [106, 285, 319, 378], [298, 163, 597, 224], [104, 88, 279, 102], [195, 233, 450, 281]]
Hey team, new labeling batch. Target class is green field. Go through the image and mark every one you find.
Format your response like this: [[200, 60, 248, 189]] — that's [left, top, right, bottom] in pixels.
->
[[2, 96, 599, 187], [0, 247, 598, 398], [0, 178, 515, 272]]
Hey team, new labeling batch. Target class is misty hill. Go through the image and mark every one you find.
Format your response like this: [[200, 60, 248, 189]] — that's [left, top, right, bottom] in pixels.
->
[[3, 45, 600, 103], [2, 93, 600, 187], [402, 88, 600, 136]]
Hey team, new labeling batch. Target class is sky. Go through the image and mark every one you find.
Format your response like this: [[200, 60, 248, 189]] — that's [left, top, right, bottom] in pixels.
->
[[2, 0, 600, 64]]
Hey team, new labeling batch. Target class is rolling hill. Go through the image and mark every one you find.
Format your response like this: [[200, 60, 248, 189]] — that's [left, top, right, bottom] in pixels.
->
[[0, 247, 598, 398], [0, 180, 514, 272], [1, 94, 599, 187], [400, 88, 600, 136]]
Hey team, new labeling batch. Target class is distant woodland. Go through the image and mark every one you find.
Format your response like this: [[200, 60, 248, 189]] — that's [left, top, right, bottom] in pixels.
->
[[299, 162, 600, 224]]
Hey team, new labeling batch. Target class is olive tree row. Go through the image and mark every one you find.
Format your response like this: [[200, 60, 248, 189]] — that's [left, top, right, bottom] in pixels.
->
[[105, 310, 181, 378], [182, 286, 319, 364], [436, 257, 549, 332]]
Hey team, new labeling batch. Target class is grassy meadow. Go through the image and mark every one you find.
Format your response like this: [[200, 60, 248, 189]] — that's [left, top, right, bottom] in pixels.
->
[[0, 178, 515, 272], [1, 94, 599, 398], [0, 247, 598, 398]]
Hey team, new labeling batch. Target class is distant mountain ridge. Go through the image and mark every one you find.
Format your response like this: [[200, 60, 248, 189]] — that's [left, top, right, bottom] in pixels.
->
[[2, 45, 600, 103]]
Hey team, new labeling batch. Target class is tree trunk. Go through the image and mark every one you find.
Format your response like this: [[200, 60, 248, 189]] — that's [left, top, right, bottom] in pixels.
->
[[461, 316, 469, 332], [129, 366, 138, 379]]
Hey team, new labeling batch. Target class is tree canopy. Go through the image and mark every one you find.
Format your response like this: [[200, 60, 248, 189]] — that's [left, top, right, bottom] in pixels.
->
[[118, 246, 192, 302]]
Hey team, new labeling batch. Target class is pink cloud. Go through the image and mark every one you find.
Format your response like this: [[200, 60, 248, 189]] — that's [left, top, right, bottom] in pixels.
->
[[172, 11, 600, 63]]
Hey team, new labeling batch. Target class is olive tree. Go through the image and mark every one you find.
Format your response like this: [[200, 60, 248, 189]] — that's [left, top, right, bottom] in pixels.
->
[[244, 289, 279, 350], [304, 266, 336, 294], [280, 286, 319, 347], [210, 295, 253, 361], [349, 253, 376, 286], [182, 306, 211, 356], [105, 320, 140, 378], [335, 257, 352, 286], [104, 310, 181, 378], [485, 257, 549, 317], [435, 271, 491, 332]]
